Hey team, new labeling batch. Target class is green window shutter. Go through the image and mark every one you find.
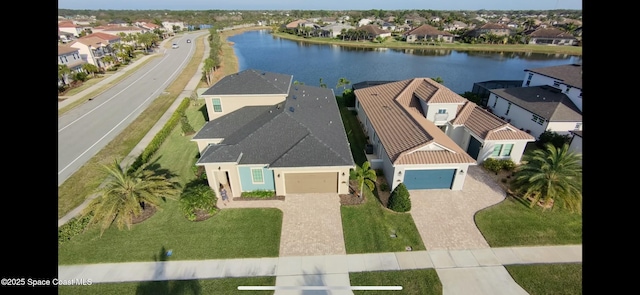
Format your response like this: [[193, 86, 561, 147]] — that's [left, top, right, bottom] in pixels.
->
[[492, 144, 502, 157], [501, 144, 513, 156], [212, 98, 222, 112]]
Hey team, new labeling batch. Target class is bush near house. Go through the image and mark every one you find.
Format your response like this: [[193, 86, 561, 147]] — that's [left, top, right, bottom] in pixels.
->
[[483, 158, 503, 174], [387, 183, 411, 212], [241, 190, 276, 198], [537, 130, 572, 149], [179, 180, 218, 221]]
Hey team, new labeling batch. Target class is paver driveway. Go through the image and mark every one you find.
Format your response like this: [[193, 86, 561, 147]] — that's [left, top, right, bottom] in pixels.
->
[[409, 165, 506, 250], [217, 193, 346, 257]]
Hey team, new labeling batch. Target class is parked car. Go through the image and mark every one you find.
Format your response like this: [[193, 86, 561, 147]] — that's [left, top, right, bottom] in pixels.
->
[[172, 43, 179, 49], [186, 39, 191, 43]]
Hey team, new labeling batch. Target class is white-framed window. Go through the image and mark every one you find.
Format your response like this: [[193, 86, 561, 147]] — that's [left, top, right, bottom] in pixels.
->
[[553, 81, 561, 87], [251, 168, 264, 184], [438, 108, 447, 114], [492, 143, 514, 157], [212, 98, 222, 112], [492, 97, 497, 108], [525, 73, 533, 86], [575, 123, 582, 130], [505, 102, 511, 115]]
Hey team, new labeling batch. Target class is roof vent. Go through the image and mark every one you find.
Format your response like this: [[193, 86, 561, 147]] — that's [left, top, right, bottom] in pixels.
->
[[261, 72, 265, 75], [289, 106, 294, 112], [293, 95, 297, 99], [372, 93, 378, 96], [295, 87, 298, 90]]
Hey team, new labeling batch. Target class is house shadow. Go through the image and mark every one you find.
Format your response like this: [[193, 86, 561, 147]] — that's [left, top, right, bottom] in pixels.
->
[[135, 246, 202, 295]]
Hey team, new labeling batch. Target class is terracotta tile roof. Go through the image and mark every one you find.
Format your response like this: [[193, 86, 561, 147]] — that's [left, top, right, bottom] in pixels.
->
[[58, 21, 78, 28], [454, 101, 535, 141], [405, 24, 453, 36], [71, 37, 105, 47], [357, 24, 390, 35], [526, 63, 582, 89], [81, 32, 120, 42], [354, 78, 476, 165], [528, 27, 576, 39], [58, 45, 79, 55], [102, 26, 145, 32]]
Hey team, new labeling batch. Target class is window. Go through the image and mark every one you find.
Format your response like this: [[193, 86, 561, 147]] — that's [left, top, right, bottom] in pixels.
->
[[575, 123, 582, 130], [531, 114, 544, 125], [501, 144, 513, 156], [505, 103, 511, 115], [251, 168, 264, 184], [212, 98, 222, 112], [438, 108, 447, 114], [492, 144, 502, 157], [525, 73, 533, 86], [492, 97, 497, 108], [492, 143, 513, 157], [553, 81, 560, 87], [565, 86, 572, 93]]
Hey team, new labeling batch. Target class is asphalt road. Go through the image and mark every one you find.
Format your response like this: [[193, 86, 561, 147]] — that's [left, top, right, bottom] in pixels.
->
[[57, 32, 204, 186]]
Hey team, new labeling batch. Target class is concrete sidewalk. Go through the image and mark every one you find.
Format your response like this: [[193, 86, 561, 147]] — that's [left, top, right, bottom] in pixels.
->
[[58, 245, 581, 294]]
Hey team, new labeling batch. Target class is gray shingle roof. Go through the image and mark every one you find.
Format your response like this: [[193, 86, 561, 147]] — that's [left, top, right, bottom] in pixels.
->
[[526, 63, 582, 89], [197, 76, 354, 168], [201, 69, 292, 95], [192, 105, 276, 140], [490, 85, 582, 121]]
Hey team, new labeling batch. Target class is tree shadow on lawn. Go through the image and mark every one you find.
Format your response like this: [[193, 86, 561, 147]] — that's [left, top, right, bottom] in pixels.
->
[[136, 245, 203, 295]]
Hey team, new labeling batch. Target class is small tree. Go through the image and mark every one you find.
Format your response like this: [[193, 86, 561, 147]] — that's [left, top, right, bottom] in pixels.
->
[[180, 180, 218, 221], [483, 158, 502, 175], [350, 161, 376, 198], [387, 183, 411, 212]]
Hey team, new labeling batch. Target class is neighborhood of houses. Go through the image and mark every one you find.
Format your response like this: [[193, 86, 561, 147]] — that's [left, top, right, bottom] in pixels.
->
[[58, 10, 581, 87], [57, 11, 582, 196], [190, 62, 582, 197]]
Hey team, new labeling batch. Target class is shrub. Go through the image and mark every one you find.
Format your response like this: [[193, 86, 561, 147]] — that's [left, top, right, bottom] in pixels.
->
[[537, 130, 572, 149], [179, 181, 218, 221], [380, 182, 389, 192], [499, 159, 516, 171], [180, 115, 195, 135], [483, 158, 502, 174], [387, 183, 411, 212], [375, 169, 384, 176], [241, 190, 275, 198], [58, 214, 93, 245]]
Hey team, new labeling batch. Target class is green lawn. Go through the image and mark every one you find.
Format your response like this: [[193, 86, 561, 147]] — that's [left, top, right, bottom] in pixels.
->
[[58, 204, 283, 264], [475, 196, 582, 247], [341, 189, 425, 253], [506, 263, 582, 295], [337, 100, 367, 166], [350, 269, 442, 295], [58, 276, 276, 295]]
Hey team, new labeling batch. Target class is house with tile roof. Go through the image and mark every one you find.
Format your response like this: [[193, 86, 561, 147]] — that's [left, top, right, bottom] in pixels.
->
[[354, 78, 534, 191], [467, 22, 513, 37], [487, 63, 583, 139], [525, 27, 578, 46], [193, 69, 355, 198], [356, 24, 392, 39], [403, 24, 454, 43], [68, 32, 120, 68], [58, 21, 84, 37]]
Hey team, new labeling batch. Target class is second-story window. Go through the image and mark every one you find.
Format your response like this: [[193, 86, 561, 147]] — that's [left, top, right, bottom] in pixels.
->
[[525, 73, 533, 86], [212, 98, 222, 112], [438, 109, 446, 114], [505, 103, 511, 115]]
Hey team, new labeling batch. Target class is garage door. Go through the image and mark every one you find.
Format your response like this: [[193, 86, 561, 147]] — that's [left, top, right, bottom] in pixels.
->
[[404, 169, 456, 190], [284, 172, 338, 194]]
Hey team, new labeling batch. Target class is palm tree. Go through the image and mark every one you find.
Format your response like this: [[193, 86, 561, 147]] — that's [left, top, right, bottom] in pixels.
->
[[82, 63, 100, 78], [336, 77, 351, 90], [82, 159, 181, 236], [350, 161, 376, 198], [58, 64, 71, 86], [511, 143, 582, 213]]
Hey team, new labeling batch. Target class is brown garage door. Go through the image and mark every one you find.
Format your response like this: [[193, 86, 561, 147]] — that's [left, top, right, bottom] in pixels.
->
[[284, 172, 338, 194]]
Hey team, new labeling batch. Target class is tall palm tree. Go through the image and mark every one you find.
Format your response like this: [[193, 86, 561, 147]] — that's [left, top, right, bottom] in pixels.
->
[[350, 161, 377, 198], [58, 64, 71, 86], [512, 143, 582, 213], [82, 160, 181, 236]]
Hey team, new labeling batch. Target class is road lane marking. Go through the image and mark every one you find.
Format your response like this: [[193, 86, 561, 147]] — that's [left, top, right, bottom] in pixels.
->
[[58, 48, 194, 177]]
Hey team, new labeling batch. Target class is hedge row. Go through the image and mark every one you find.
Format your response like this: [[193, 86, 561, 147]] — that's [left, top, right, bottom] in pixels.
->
[[129, 97, 192, 172]]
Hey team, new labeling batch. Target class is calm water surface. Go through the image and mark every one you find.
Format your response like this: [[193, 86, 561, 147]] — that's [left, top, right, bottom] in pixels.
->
[[229, 30, 582, 94]]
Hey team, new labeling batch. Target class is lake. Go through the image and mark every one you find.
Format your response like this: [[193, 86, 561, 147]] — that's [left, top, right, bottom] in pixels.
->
[[228, 30, 582, 94]]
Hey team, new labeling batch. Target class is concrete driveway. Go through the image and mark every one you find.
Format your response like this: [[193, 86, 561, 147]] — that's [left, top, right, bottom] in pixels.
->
[[409, 165, 507, 250]]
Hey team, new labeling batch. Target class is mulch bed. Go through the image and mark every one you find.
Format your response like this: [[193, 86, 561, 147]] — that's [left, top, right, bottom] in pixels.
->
[[193, 209, 215, 222], [340, 193, 365, 205], [131, 205, 157, 224]]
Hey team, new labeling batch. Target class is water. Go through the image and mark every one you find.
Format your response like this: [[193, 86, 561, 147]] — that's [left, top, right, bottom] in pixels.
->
[[228, 30, 582, 94]]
